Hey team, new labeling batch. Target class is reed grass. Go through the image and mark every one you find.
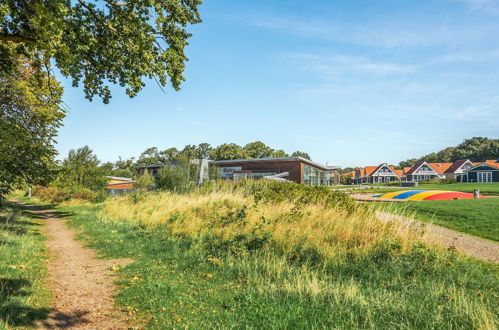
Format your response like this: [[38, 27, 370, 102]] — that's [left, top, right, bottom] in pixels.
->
[[55, 181, 498, 328]]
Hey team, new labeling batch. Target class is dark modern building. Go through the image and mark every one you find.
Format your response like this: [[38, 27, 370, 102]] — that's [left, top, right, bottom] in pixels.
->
[[210, 157, 340, 186], [466, 160, 499, 183]]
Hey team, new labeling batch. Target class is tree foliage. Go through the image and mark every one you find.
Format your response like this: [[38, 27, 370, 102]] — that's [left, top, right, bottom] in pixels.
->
[[56, 146, 107, 191], [399, 137, 499, 167], [291, 151, 311, 160], [0, 59, 65, 200], [0, 0, 202, 103], [210, 143, 247, 160], [243, 141, 275, 158], [134, 169, 154, 189]]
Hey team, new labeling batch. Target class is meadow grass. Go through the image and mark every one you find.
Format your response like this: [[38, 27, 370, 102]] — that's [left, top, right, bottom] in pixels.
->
[[48, 181, 499, 329], [388, 198, 499, 241], [0, 201, 52, 328]]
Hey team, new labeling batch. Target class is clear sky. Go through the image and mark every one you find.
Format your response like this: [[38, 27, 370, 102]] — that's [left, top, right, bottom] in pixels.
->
[[55, 0, 499, 167]]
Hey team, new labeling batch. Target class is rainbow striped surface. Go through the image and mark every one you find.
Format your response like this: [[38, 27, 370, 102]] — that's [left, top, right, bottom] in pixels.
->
[[376, 190, 486, 201]]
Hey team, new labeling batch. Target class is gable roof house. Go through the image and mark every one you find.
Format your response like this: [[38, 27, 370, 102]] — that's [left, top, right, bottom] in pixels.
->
[[443, 159, 475, 182], [405, 161, 453, 182], [353, 163, 402, 184], [465, 160, 499, 183]]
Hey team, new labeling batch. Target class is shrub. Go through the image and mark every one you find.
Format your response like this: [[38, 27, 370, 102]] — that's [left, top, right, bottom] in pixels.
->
[[32, 185, 106, 203], [419, 178, 456, 184], [32, 186, 70, 203], [134, 170, 155, 190]]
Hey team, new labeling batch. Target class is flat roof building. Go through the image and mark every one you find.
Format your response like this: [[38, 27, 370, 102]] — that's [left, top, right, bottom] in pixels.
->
[[210, 157, 340, 186]]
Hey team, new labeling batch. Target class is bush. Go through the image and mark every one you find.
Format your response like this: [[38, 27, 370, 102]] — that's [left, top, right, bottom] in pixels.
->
[[419, 178, 456, 184], [156, 161, 198, 193], [32, 186, 70, 203], [32, 185, 107, 203], [199, 180, 357, 212]]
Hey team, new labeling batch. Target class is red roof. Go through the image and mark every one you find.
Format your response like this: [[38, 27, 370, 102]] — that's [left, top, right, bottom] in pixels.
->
[[484, 159, 499, 168], [393, 169, 403, 178], [428, 163, 453, 174], [365, 166, 378, 176]]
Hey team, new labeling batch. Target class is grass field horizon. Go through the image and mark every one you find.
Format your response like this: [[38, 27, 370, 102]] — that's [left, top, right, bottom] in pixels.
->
[[343, 182, 499, 195], [17, 181, 498, 328]]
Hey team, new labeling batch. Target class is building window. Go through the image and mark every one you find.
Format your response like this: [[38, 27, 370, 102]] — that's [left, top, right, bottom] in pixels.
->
[[477, 172, 492, 183], [303, 165, 332, 186]]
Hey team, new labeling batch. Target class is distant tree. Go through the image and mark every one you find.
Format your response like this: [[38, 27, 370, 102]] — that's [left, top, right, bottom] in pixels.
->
[[210, 143, 247, 160], [137, 147, 161, 165], [1, 0, 202, 103], [338, 167, 360, 174], [110, 157, 135, 178], [134, 170, 154, 190], [56, 146, 107, 191], [156, 158, 198, 193], [196, 143, 213, 159], [291, 151, 311, 160], [398, 137, 499, 166], [243, 141, 275, 158], [160, 148, 180, 162], [0, 59, 64, 201], [399, 158, 418, 168], [272, 149, 289, 157], [180, 144, 198, 159]]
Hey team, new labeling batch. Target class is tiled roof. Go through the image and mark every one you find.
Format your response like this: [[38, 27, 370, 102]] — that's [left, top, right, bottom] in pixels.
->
[[365, 166, 378, 176], [485, 159, 499, 168], [428, 163, 453, 174], [403, 167, 411, 174], [393, 169, 403, 178]]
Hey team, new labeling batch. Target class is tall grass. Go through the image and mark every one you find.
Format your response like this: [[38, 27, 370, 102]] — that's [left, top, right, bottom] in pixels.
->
[[102, 182, 427, 261], [71, 181, 498, 328], [0, 203, 51, 327]]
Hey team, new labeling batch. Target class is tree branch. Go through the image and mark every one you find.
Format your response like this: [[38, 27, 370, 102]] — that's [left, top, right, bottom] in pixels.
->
[[78, 0, 117, 32], [0, 32, 35, 43]]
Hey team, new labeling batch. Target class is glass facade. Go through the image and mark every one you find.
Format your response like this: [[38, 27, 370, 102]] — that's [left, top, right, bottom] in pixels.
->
[[233, 172, 278, 181], [303, 165, 333, 186]]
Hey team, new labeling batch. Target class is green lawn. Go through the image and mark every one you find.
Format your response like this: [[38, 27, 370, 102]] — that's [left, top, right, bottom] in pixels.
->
[[42, 201, 499, 329], [392, 198, 499, 241], [342, 182, 499, 195], [0, 201, 52, 328], [417, 183, 499, 195]]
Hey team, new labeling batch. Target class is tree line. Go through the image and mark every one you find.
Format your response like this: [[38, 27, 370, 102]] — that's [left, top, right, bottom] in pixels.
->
[[12, 142, 311, 202], [398, 137, 499, 168]]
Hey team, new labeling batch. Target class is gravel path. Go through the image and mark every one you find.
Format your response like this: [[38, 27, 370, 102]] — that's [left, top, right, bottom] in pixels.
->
[[376, 211, 499, 263], [14, 201, 133, 329]]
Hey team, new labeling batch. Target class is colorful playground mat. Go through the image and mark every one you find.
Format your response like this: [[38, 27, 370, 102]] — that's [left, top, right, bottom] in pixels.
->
[[375, 190, 486, 200]]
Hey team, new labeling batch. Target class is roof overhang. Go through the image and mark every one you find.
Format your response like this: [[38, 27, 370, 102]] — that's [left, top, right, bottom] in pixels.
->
[[210, 157, 339, 171]]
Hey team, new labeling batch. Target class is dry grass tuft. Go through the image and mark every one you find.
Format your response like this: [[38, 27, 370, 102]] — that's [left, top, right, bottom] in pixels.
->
[[101, 189, 433, 259]]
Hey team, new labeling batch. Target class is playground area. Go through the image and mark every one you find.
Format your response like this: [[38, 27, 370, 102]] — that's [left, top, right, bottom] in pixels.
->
[[374, 190, 489, 201]]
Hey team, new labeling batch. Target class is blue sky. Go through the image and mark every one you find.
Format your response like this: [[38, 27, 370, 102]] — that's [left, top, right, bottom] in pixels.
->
[[56, 0, 499, 167]]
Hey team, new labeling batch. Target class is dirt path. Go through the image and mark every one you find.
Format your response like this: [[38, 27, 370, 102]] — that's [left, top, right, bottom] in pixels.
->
[[377, 211, 499, 263], [14, 201, 133, 329]]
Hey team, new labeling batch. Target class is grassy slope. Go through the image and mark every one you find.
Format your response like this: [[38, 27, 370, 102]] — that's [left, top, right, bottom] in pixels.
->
[[50, 196, 499, 329], [393, 198, 499, 241], [0, 201, 52, 328]]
